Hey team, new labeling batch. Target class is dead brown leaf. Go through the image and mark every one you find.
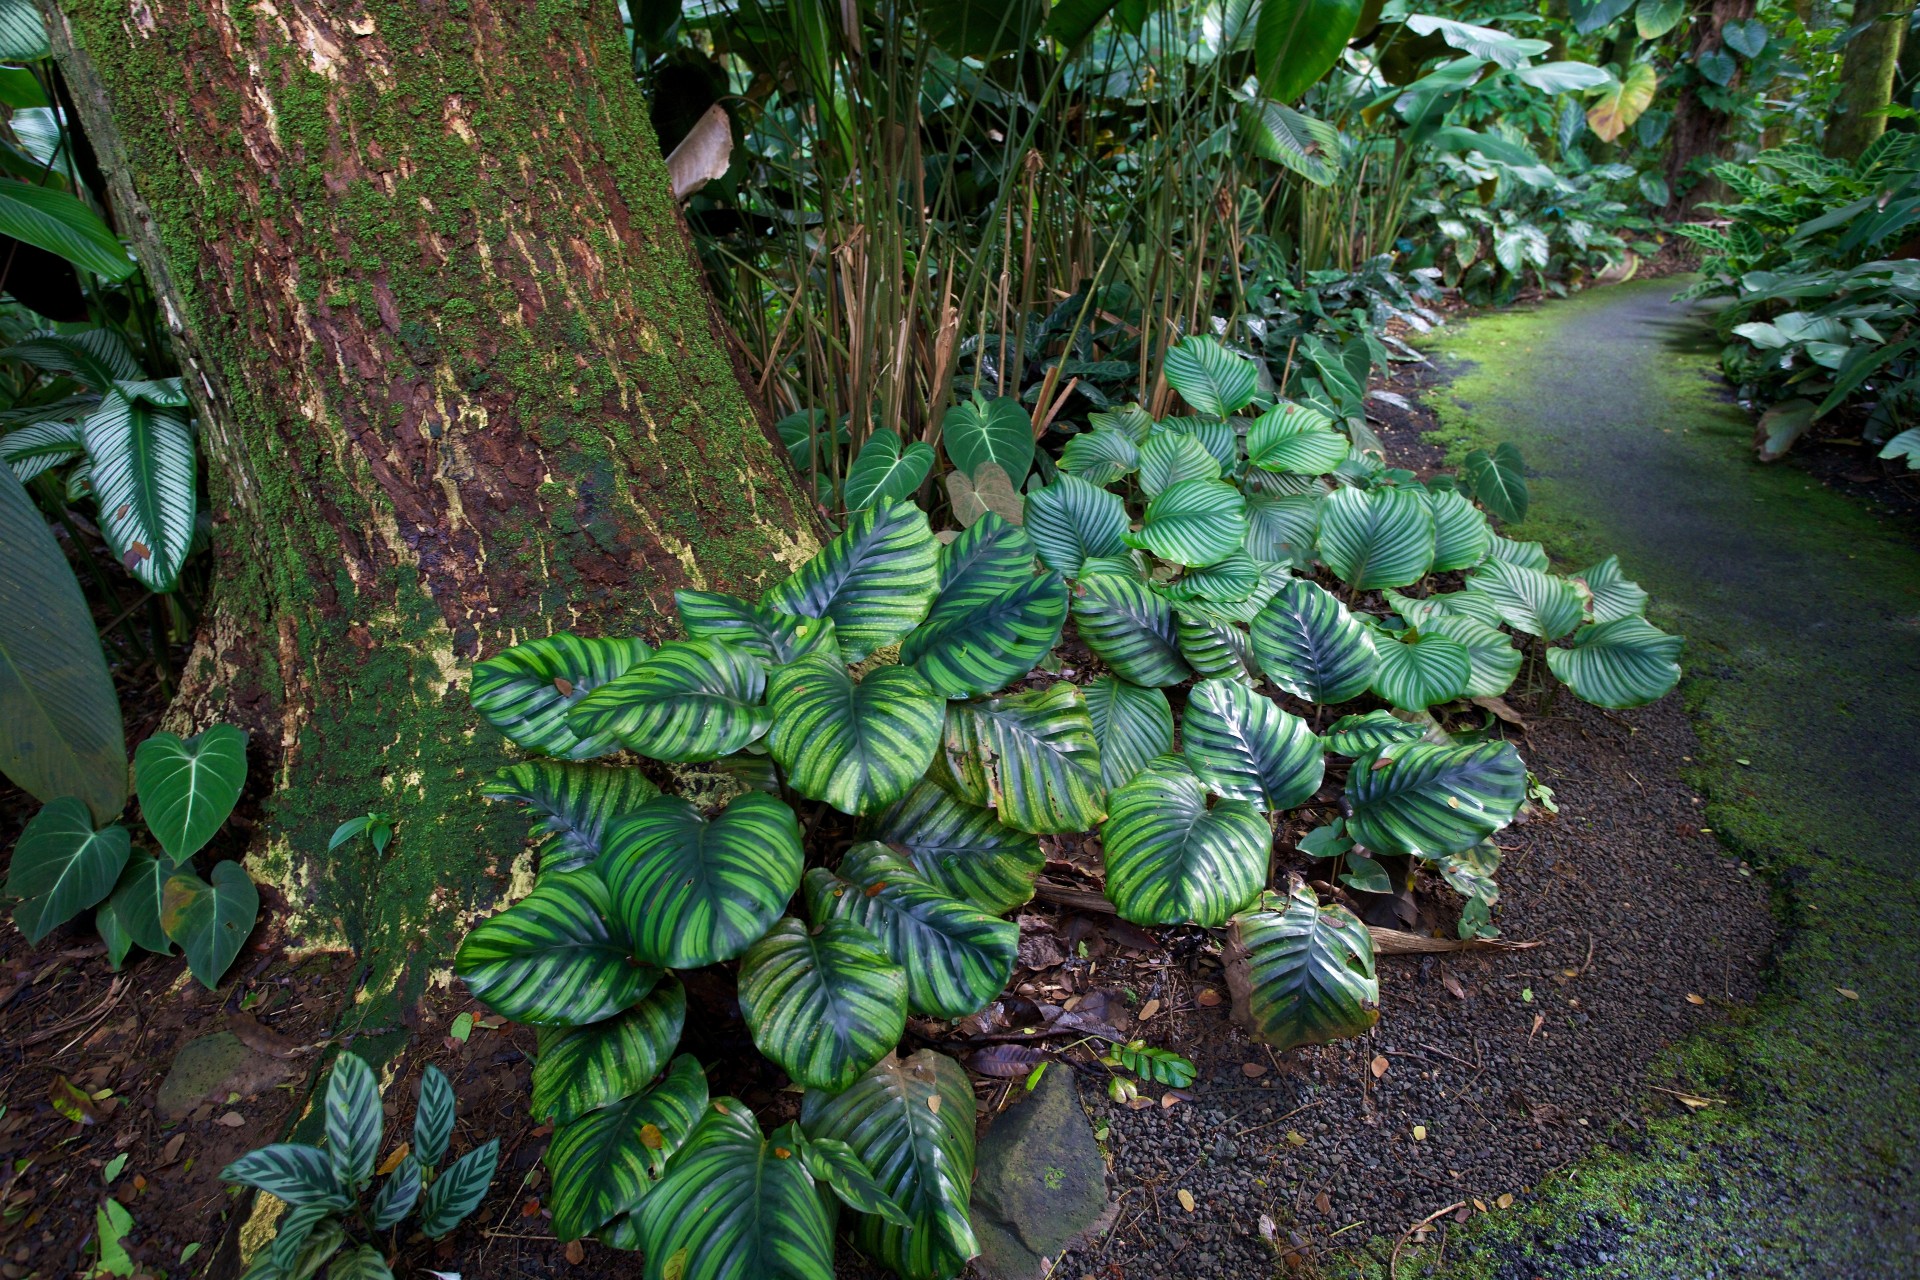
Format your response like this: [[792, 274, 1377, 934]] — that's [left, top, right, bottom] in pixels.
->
[[1370, 1055, 1389, 1079]]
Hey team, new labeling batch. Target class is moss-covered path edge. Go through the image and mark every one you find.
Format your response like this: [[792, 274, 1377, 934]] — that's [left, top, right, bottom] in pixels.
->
[[1385, 278, 1920, 1278]]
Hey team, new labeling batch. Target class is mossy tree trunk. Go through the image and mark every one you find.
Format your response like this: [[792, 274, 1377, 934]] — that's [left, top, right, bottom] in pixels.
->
[[42, 0, 823, 1003], [1663, 0, 1757, 217], [1825, 0, 1908, 159]]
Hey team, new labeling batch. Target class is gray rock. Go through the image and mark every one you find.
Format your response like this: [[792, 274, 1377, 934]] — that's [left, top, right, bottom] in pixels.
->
[[970, 1068, 1110, 1280], [155, 1031, 294, 1121]]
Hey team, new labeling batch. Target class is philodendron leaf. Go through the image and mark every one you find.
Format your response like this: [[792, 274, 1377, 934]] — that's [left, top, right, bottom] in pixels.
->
[[941, 395, 1034, 483], [104, 849, 171, 956], [799, 1051, 979, 1280], [871, 781, 1044, 915], [844, 428, 935, 512], [1070, 573, 1191, 687], [1461, 443, 1528, 522], [763, 499, 940, 662], [454, 869, 661, 1027], [1426, 488, 1493, 572], [1546, 616, 1683, 708], [1101, 757, 1270, 927], [1249, 577, 1377, 704], [414, 1138, 500, 1237], [532, 979, 687, 1125], [566, 639, 771, 763], [1466, 559, 1583, 640], [739, 917, 908, 1091], [603, 792, 804, 969], [160, 861, 257, 989], [481, 761, 660, 873], [1569, 555, 1648, 623], [1161, 336, 1259, 417], [1225, 881, 1379, 1052], [1247, 403, 1349, 474], [1181, 678, 1325, 811], [1346, 741, 1527, 857], [220, 1143, 350, 1210], [1324, 710, 1427, 757], [1126, 477, 1249, 567], [929, 681, 1107, 834], [1369, 629, 1473, 710], [547, 1054, 708, 1244], [133, 723, 247, 865], [946, 460, 1025, 528], [1025, 474, 1130, 577], [1082, 675, 1174, 790], [6, 798, 129, 943], [767, 658, 945, 815], [323, 1052, 382, 1190], [471, 633, 652, 759], [674, 590, 841, 666], [807, 844, 1017, 1019], [1316, 484, 1435, 590]]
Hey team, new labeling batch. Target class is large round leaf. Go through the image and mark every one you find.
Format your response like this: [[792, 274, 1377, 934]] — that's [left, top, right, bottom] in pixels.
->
[[1181, 679, 1325, 811], [1025, 475, 1129, 577], [1083, 675, 1174, 790], [902, 571, 1068, 699], [6, 797, 129, 943], [471, 633, 652, 759], [533, 979, 687, 1125], [1486, 535, 1549, 571], [1324, 710, 1426, 757], [133, 723, 247, 865], [941, 396, 1034, 484], [1174, 610, 1260, 683], [674, 591, 841, 666], [481, 761, 661, 873], [1100, 758, 1270, 927], [546, 1053, 707, 1244], [1058, 427, 1139, 486], [1369, 629, 1473, 710], [1225, 882, 1378, 1052], [1247, 403, 1349, 474], [1161, 336, 1259, 417], [767, 658, 944, 815], [84, 393, 196, 592], [806, 845, 1017, 1019], [1546, 617, 1683, 708], [739, 918, 907, 1091], [1249, 578, 1376, 704], [929, 513, 1037, 604], [929, 682, 1106, 833], [871, 781, 1043, 914], [1164, 418, 1238, 469], [1126, 477, 1248, 567], [1138, 431, 1221, 497], [1569, 555, 1648, 624], [161, 860, 258, 990], [1466, 559, 1583, 640], [1162, 554, 1262, 605], [762, 500, 939, 662], [603, 793, 804, 968], [1244, 490, 1323, 570], [454, 869, 659, 1026], [1316, 485, 1435, 590], [1345, 741, 1527, 857], [1256, 0, 1365, 102], [567, 639, 771, 763], [1422, 615, 1522, 698], [1070, 574, 1190, 687], [1426, 488, 1493, 572], [799, 1051, 979, 1280]]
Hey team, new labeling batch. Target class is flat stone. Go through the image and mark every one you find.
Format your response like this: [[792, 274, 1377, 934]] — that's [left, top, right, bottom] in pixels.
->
[[971, 1068, 1110, 1280], [155, 1031, 294, 1121]]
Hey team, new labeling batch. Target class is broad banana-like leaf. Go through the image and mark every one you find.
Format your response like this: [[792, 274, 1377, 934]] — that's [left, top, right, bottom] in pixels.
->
[[1345, 741, 1527, 857], [767, 658, 945, 815], [674, 590, 841, 666], [1239, 99, 1339, 185], [1138, 430, 1221, 497], [133, 723, 246, 865], [1247, 403, 1349, 474], [1426, 488, 1493, 571], [1225, 881, 1378, 1051], [844, 429, 935, 512], [547, 1054, 707, 1243], [941, 396, 1034, 484], [567, 639, 772, 762], [1546, 616, 1682, 707], [1422, 615, 1522, 698], [1181, 678, 1324, 811], [1126, 477, 1249, 567], [1058, 427, 1139, 486], [84, 391, 195, 591], [762, 500, 939, 662], [871, 781, 1043, 914], [1070, 573, 1190, 687], [1461, 443, 1529, 522], [1324, 710, 1426, 757], [1082, 676, 1174, 790], [481, 761, 660, 873], [1369, 629, 1473, 709], [739, 918, 907, 1091], [1162, 336, 1259, 418], [1466, 559, 1583, 639], [1244, 490, 1323, 569], [1569, 554, 1648, 623], [928, 682, 1106, 833], [533, 980, 686, 1125], [471, 633, 651, 760], [0, 181, 135, 282], [0, 330, 141, 393], [1101, 757, 1270, 927], [1025, 474, 1129, 576], [1174, 610, 1260, 683], [1587, 61, 1658, 143], [1255, 0, 1364, 102], [1316, 484, 1435, 590], [903, 569, 1068, 699], [602, 793, 803, 968], [160, 860, 258, 990], [6, 797, 129, 943], [455, 869, 659, 1027], [1249, 577, 1376, 704]]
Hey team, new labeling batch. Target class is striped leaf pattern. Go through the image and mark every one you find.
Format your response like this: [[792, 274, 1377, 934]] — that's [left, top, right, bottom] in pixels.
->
[[1100, 758, 1270, 926], [1466, 560, 1583, 639], [767, 658, 945, 815], [1057, 427, 1139, 486], [930, 682, 1106, 833], [1225, 882, 1379, 1052], [567, 639, 771, 763], [533, 980, 687, 1125], [1546, 617, 1683, 708], [1422, 615, 1523, 698], [762, 500, 939, 662], [1486, 535, 1549, 571], [1180, 679, 1325, 812], [1345, 741, 1527, 857], [0, 330, 141, 392], [1, 417, 84, 482], [370, 1159, 422, 1229], [1162, 417, 1238, 469], [799, 1051, 979, 1280], [902, 571, 1068, 698], [471, 633, 651, 759], [454, 869, 659, 1027], [1176, 563, 1293, 625], [1070, 574, 1190, 687], [1025, 474, 1129, 577], [1127, 477, 1248, 567], [1426, 488, 1493, 571], [414, 1140, 501, 1237], [1246, 403, 1350, 474], [546, 1054, 707, 1243], [871, 781, 1043, 914], [1162, 336, 1259, 417], [1249, 578, 1377, 704], [1570, 555, 1649, 623], [133, 723, 247, 865], [414, 1066, 456, 1169], [270, 1205, 339, 1274], [1138, 431, 1221, 497], [602, 793, 804, 968], [675, 590, 841, 666], [806, 845, 1017, 1018], [739, 918, 908, 1091], [930, 512, 1036, 602], [1369, 630, 1473, 709], [481, 761, 661, 873], [1083, 675, 1174, 790], [323, 1052, 382, 1189], [802, 1137, 913, 1224], [83, 392, 195, 591], [1324, 710, 1427, 757], [220, 1144, 350, 1210], [1243, 490, 1323, 569], [1174, 610, 1259, 683], [1316, 485, 1435, 591], [1162, 553, 1262, 603]]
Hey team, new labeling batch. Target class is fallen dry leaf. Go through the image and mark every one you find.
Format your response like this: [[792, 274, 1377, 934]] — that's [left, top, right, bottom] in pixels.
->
[[564, 1240, 585, 1265], [1412, 1125, 1427, 1141], [160, 1134, 185, 1165], [1443, 973, 1467, 999], [1196, 988, 1221, 1007], [1836, 987, 1859, 1001], [1241, 1062, 1266, 1078], [1473, 1198, 1487, 1212], [1685, 993, 1706, 1005], [1177, 1189, 1196, 1212], [1675, 1093, 1715, 1110], [521, 1197, 542, 1218], [1370, 1055, 1389, 1079], [1529, 1013, 1545, 1039], [1138, 997, 1161, 1021], [1497, 1193, 1514, 1209], [1454, 1205, 1473, 1223], [1314, 1191, 1332, 1215], [216, 1111, 245, 1128], [1285, 1130, 1307, 1147], [376, 1143, 411, 1176]]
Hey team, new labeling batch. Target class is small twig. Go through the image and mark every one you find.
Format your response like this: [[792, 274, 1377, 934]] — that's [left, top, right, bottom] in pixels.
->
[[1390, 1201, 1467, 1279], [23, 976, 127, 1047], [1230, 1097, 1325, 1140], [1574, 931, 1597, 978], [1647, 1084, 1728, 1105]]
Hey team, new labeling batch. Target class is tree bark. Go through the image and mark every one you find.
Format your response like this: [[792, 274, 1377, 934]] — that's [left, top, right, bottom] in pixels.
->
[[1664, 0, 1757, 218], [42, 0, 824, 1002], [1826, 0, 1909, 158]]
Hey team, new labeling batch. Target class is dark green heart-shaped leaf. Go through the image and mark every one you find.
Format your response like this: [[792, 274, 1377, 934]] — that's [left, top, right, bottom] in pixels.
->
[[547, 1054, 707, 1243], [844, 429, 936, 512], [1025, 474, 1129, 577], [324, 1052, 381, 1189], [1466, 560, 1583, 640], [1162, 336, 1259, 417], [1225, 881, 1378, 1052], [160, 861, 257, 989], [454, 869, 659, 1026], [767, 658, 945, 815], [763, 500, 939, 662], [1083, 676, 1174, 790], [1346, 741, 1527, 857], [1070, 573, 1190, 687], [674, 591, 842, 666], [941, 396, 1034, 483], [1422, 615, 1522, 698], [1426, 488, 1492, 572], [1181, 679, 1325, 811], [104, 849, 170, 955], [533, 979, 687, 1125], [6, 798, 128, 943], [871, 781, 1043, 914], [566, 639, 771, 763], [902, 570, 1068, 699], [929, 682, 1106, 834], [1138, 430, 1221, 497], [1249, 578, 1376, 704], [481, 761, 660, 873], [1546, 617, 1683, 708], [1370, 629, 1473, 710], [1462, 443, 1528, 523], [1324, 710, 1427, 757], [1247, 403, 1349, 474], [1317, 485, 1435, 590], [1126, 478, 1248, 567], [472, 633, 651, 759], [133, 723, 246, 865], [739, 918, 907, 1091], [1101, 758, 1270, 927]]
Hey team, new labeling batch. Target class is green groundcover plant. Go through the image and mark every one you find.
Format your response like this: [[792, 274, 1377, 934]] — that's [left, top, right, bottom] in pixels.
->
[[451, 336, 1679, 1279]]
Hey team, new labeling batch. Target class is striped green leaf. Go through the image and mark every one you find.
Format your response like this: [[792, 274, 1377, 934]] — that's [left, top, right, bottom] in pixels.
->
[[1102, 758, 1269, 926], [1369, 629, 1473, 710], [1324, 710, 1426, 757], [801, 1137, 913, 1225], [1070, 573, 1190, 687], [547, 1054, 707, 1243], [762, 500, 939, 662], [902, 571, 1068, 699], [454, 869, 659, 1027], [160, 860, 257, 990], [1486, 535, 1549, 571], [1570, 555, 1648, 623], [674, 591, 841, 666], [1249, 578, 1376, 704], [567, 639, 771, 763], [1178, 562, 1294, 625], [799, 1051, 979, 1280], [929, 682, 1106, 833], [323, 1053, 381, 1190], [370, 1159, 421, 1229], [0, 0, 48, 59], [1316, 485, 1435, 591], [1427, 583, 1506, 627], [1162, 336, 1259, 417], [1162, 553, 1262, 604], [1138, 430, 1221, 497], [83, 392, 194, 591], [0, 180, 135, 282], [1089, 402, 1153, 441], [941, 396, 1034, 483], [1465, 560, 1583, 639], [1, 417, 84, 482], [1422, 615, 1522, 698], [806, 844, 1017, 1018], [1025, 475, 1129, 577], [1181, 679, 1325, 811], [1461, 443, 1528, 523], [1162, 417, 1238, 469], [1346, 741, 1527, 857], [844, 429, 935, 512], [1174, 610, 1259, 683], [1247, 403, 1349, 474], [871, 781, 1043, 914], [603, 793, 803, 968], [1225, 881, 1378, 1052], [1546, 617, 1683, 708], [1126, 478, 1248, 567], [1084, 676, 1174, 790], [472, 633, 651, 759], [1244, 490, 1323, 569], [739, 918, 907, 1091], [1426, 488, 1493, 572], [269, 1205, 340, 1275], [1058, 427, 1139, 486], [414, 1066, 456, 1170], [133, 723, 246, 865], [930, 512, 1036, 601], [533, 979, 686, 1125], [6, 798, 128, 943], [481, 761, 661, 873], [0, 330, 140, 391], [414, 1134, 497, 1237], [220, 1144, 350, 1211], [1383, 589, 1447, 627], [767, 658, 944, 815]]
